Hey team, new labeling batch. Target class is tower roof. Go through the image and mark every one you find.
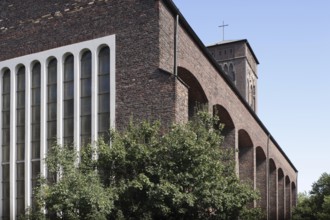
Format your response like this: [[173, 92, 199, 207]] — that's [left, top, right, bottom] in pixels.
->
[[207, 39, 260, 64]]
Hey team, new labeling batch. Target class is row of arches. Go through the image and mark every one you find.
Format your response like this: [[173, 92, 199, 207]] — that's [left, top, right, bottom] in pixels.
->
[[0, 43, 112, 217], [177, 66, 297, 219]]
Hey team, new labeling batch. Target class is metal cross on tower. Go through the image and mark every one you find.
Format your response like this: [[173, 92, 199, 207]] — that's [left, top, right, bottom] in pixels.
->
[[219, 21, 229, 41]]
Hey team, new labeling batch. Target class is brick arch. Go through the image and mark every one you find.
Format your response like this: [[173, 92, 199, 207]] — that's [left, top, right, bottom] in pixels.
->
[[213, 104, 235, 149], [238, 129, 254, 185], [256, 146, 267, 214], [269, 159, 277, 220], [178, 67, 208, 119], [285, 175, 291, 219], [278, 168, 285, 219]]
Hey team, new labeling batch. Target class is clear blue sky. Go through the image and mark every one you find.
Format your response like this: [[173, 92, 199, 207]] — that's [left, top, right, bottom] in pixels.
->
[[173, 0, 330, 193]]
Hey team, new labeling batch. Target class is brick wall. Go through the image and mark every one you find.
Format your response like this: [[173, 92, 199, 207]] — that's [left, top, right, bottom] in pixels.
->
[[0, 0, 177, 129]]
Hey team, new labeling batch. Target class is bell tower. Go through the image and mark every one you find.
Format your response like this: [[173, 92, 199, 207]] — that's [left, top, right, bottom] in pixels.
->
[[207, 39, 259, 112]]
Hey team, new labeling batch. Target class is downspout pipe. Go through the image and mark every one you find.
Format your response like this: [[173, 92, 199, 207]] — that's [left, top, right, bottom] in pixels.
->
[[174, 14, 179, 77]]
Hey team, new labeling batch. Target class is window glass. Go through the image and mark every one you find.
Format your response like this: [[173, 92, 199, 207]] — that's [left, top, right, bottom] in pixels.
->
[[16, 163, 25, 180], [99, 47, 110, 75], [32, 63, 41, 87], [81, 97, 91, 115], [47, 85, 57, 102], [17, 67, 26, 90], [81, 78, 91, 97], [98, 113, 110, 132], [2, 164, 9, 181], [47, 103, 57, 120], [16, 143, 25, 161], [63, 118, 74, 137], [63, 99, 74, 117], [31, 125, 40, 141], [98, 47, 110, 135], [98, 93, 110, 113], [2, 146, 9, 162], [17, 109, 25, 126], [31, 107, 40, 123], [64, 82, 74, 99], [98, 74, 110, 93], [2, 111, 10, 127], [2, 94, 10, 109], [31, 142, 40, 159], [48, 59, 57, 83], [47, 121, 57, 138], [81, 51, 92, 143], [2, 71, 10, 93], [16, 126, 25, 143], [32, 161, 40, 178], [2, 129, 10, 145], [32, 88, 41, 105], [81, 116, 91, 134], [81, 51, 92, 78], [48, 59, 57, 151], [64, 55, 74, 81]]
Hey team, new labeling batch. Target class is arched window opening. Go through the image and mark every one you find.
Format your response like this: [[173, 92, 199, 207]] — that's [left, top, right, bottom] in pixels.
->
[[238, 130, 254, 184], [285, 176, 291, 219], [16, 66, 26, 216], [292, 182, 297, 207], [252, 85, 256, 110], [98, 47, 110, 141], [224, 64, 228, 75], [80, 51, 92, 145], [278, 169, 285, 219], [2, 69, 11, 218], [47, 58, 57, 185], [256, 147, 267, 212], [63, 55, 74, 146], [177, 67, 208, 120], [213, 105, 235, 149], [269, 159, 277, 220], [47, 58, 57, 181], [229, 63, 236, 83], [31, 62, 41, 209]]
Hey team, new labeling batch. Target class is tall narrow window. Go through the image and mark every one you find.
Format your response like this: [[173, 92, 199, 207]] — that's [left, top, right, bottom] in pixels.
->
[[224, 64, 228, 75], [80, 51, 92, 145], [47, 59, 57, 151], [63, 55, 74, 146], [98, 47, 110, 141], [47, 59, 57, 183], [229, 63, 236, 83], [31, 62, 41, 209], [2, 69, 10, 218], [16, 66, 25, 216]]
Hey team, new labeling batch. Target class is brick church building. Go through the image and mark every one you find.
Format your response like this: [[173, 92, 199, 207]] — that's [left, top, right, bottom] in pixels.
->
[[0, 0, 297, 219]]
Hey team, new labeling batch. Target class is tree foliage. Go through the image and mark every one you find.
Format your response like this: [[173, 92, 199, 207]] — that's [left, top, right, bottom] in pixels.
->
[[26, 112, 261, 219], [293, 173, 330, 220]]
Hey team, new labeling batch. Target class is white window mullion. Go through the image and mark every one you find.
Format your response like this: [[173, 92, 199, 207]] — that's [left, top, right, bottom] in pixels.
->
[[40, 60, 47, 178], [57, 56, 63, 146], [9, 66, 16, 219], [0, 70, 3, 216], [74, 53, 80, 153], [24, 63, 31, 210], [110, 41, 116, 130], [91, 50, 98, 143]]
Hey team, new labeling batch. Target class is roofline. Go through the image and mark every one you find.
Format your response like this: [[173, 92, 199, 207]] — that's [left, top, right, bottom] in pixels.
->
[[161, 0, 297, 173], [207, 39, 260, 64]]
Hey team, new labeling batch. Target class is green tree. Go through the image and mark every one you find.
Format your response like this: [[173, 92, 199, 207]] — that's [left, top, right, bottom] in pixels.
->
[[293, 173, 330, 220], [27, 112, 261, 219]]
